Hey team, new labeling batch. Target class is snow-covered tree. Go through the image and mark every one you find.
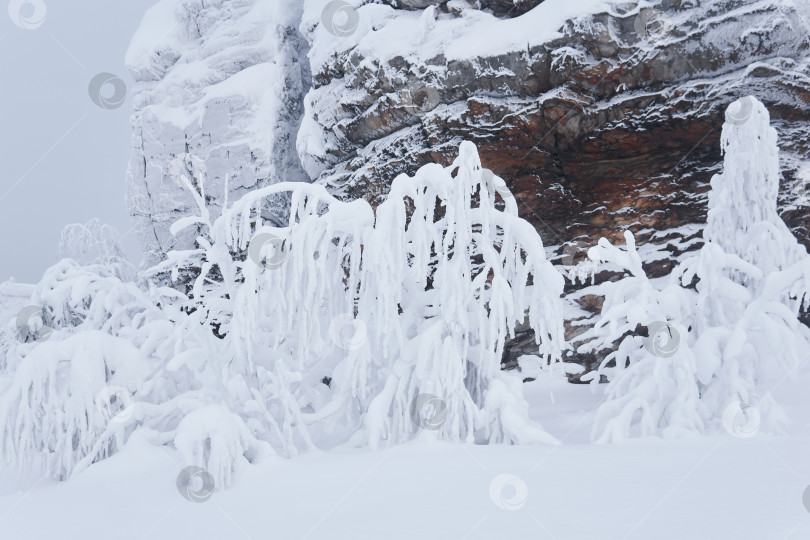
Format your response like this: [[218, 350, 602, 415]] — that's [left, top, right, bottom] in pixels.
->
[[683, 96, 810, 432], [0, 142, 566, 484], [57, 218, 133, 280], [0, 331, 152, 480], [164, 141, 566, 451], [582, 96, 810, 441], [360, 143, 565, 447], [576, 232, 704, 442]]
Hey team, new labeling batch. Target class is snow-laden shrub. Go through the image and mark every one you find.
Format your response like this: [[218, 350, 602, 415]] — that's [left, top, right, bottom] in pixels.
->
[[30, 259, 150, 336], [157, 140, 566, 453], [702, 96, 808, 277], [174, 405, 272, 490], [1, 259, 159, 377], [581, 96, 810, 442], [359, 144, 565, 446], [0, 141, 566, 483], [576, 232, 705, 442], [684, 96, 810, 433], [57, 218, 133, 280], [0, 331, 152, 480]]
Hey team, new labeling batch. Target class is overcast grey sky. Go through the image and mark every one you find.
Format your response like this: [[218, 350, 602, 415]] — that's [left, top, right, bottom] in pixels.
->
[[0, 0, 155, 282]]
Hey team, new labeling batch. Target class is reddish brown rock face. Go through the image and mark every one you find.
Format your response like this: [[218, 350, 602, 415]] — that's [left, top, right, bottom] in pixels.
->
[[310, 2, 809, 260]]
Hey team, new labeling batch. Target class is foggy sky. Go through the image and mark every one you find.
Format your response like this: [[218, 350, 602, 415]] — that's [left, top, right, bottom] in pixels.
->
[[0, 0, 156, 282]]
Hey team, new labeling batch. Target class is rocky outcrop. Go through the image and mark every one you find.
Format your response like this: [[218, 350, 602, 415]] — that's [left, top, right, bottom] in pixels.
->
[[300, 0, 809, 255], [125, 0, 311, 264]]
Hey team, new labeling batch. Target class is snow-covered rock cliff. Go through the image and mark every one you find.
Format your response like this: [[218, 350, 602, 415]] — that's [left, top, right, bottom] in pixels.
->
[[299, 0, 810, 257], [125, 0, 311, 263]]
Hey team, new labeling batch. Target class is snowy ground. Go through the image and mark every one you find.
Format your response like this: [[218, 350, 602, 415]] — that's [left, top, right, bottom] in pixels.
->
[[2, 371, 809, 539]]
